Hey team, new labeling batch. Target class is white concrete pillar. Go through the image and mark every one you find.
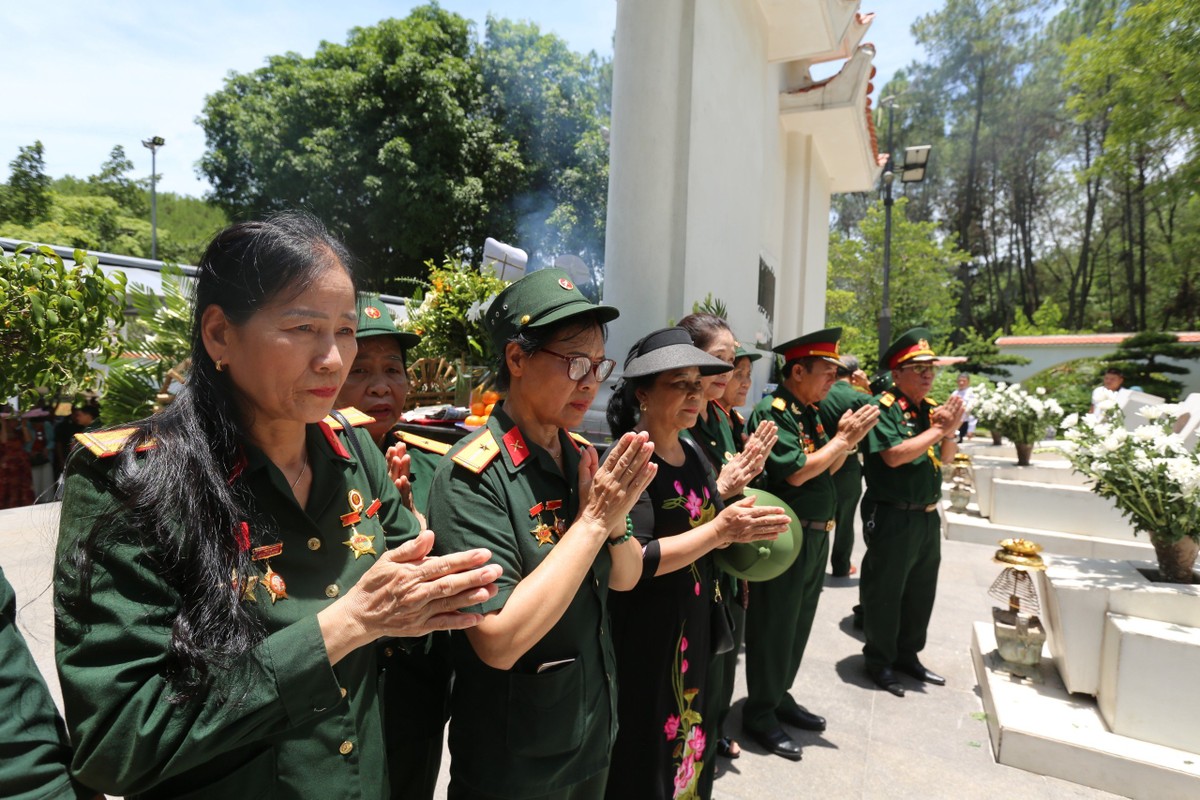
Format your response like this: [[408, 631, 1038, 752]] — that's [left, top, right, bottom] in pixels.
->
[[602, 0, 696, 366], [775, 131, 830, 340]]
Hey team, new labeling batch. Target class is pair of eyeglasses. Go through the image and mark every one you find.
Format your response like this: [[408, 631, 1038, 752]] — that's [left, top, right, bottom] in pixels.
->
[[539, 347, 616, 382], [903, 365, 939, 376]]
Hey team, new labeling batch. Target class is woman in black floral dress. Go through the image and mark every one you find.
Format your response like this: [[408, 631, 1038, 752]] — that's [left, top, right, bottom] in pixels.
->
[[603, 328, 790, 799]]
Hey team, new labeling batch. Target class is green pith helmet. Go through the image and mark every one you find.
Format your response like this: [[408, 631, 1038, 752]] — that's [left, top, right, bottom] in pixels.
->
[[483, 268, 619, 352], [713, 487, 803, 582]]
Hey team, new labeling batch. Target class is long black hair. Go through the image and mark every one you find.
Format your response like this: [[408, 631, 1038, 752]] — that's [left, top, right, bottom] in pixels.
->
[[60, 211, 356, 699]]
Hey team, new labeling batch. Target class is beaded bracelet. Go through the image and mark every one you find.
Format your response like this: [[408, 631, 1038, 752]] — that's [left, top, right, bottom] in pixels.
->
[[608, 515, 634, 546]]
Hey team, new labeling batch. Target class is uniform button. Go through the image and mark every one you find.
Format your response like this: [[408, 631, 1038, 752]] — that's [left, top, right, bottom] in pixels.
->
[[325, 584, 339, 598], [340, 687, 348, 699], [593, 577, 599, 588], [599, 626, 604, 636], [307, 537, 321, 551], [384, 647, 395, 657], [339, 740, 354, 756]]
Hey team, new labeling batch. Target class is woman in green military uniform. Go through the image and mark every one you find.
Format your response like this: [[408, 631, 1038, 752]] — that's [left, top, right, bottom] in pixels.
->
[[335, 294, 451, 800], [427, 269, 654, 800], [718, 344, 762, 446], [676, 315, 775, 768], [604, 327, 790, 799], [54, 213, 500, 799]]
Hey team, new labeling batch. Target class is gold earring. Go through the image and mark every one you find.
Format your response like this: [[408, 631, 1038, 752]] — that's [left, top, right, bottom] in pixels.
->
[[639, 402, 647, 413], [215, 358, 225, 372]]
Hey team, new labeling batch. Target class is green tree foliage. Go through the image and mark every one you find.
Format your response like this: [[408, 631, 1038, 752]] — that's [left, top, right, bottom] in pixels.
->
[[0, 245, 126, 403], [89, 145, 148, 216], [826, 197, 966, 371], [1, 141, 53, 225], [196, 5, 611, 290], [1103, 331, 1199, 400]]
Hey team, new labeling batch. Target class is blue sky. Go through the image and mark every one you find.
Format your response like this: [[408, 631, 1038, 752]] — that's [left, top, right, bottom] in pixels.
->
[[3, 0, 943, 197]]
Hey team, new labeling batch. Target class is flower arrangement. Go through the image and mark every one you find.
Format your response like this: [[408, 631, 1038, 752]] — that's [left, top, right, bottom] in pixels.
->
[[973, 382, 1065, 446], [400, 257, 510, 367], [1061, 403, 1200, 582]]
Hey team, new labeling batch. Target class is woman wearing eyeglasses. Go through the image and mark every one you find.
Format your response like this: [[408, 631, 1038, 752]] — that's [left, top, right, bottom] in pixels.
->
[[426, 269, 655, 800]]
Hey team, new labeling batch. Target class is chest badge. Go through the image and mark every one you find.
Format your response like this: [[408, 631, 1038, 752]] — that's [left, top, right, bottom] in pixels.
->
[[262, 565, 288, 603], [529, 499, 566, 546], [341, 489, 378, 559]]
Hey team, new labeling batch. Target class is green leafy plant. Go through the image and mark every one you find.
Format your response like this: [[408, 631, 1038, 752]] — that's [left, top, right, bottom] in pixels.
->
[[950, 327, 1031, 379], [691, 293, 728, 319], [401, 257, 510, 368], [1102, 331, 1198, 401], [0, 244, 126, 404], [101, 264, 194, 424]]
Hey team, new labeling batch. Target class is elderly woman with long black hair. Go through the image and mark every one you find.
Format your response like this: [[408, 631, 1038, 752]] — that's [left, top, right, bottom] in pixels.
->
[[603, 327, 790, 800], [54, 212, 500, 800]]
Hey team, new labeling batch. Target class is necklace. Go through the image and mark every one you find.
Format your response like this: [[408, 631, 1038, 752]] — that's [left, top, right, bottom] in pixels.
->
[[289, 447, 309, 491]]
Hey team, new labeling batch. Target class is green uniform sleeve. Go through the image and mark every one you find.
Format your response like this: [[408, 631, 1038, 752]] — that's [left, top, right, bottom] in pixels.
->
[[54, 464, 344, 796], [750, 399, 807, 484], [0, 567, 93, 800], [864, 399, 905, 453], [427, 463, 518, 614]]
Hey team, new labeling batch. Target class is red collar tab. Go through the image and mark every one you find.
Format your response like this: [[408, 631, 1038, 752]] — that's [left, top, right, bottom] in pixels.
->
[[782, 341, 840, 362], [319, 421, 351, 460], [228, 451, 248, 484], [503, 426, 530, 467], [236, 521, 250, 553]]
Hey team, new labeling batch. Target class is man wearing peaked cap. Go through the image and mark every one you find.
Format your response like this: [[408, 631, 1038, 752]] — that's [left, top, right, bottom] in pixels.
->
[[742, 328, 880, 759], [858, 328, 964, 698]]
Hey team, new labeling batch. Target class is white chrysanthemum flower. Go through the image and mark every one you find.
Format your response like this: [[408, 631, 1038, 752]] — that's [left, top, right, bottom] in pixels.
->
[[1036, 386, 1046, 395]]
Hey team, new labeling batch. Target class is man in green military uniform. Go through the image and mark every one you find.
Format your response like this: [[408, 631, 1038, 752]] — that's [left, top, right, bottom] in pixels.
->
[[336, 294, 451, 800], [860, 328, 964, 697], [818, 354, 872, 578], [743, 329, 879, 760], [1, 566, 97, 799]]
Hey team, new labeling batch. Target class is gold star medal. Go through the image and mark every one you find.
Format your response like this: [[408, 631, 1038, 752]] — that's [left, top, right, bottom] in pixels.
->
[[341, 489, 366, 527], [231, 569, 259, 603], [262, 565, 288, 603], [531, 522, 556, 547], [343, 529, 377, 559]]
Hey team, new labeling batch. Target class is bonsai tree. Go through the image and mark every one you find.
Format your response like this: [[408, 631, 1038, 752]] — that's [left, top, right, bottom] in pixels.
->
[[0, 244, 126, 405], [1102, 331, 1198, 400], [951, 327, 1031, 380]]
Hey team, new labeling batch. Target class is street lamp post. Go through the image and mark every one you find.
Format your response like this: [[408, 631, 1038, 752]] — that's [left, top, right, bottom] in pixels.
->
[[141, 136, 165, 260], [876, 98, 930, 365]]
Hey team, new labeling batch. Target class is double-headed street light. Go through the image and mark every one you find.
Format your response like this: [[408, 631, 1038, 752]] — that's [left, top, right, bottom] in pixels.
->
[[877, 96, 931, 365], [141, 136, 165, 260]]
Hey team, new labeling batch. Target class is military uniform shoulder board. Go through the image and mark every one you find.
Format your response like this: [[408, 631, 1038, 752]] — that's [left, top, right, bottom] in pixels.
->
[[926, 397, 940, 407], [567, 431, 592, 450], [74, 428, 157, 458], [452, 430, 501, 474], [322, 406, 376, 430], [398, 431, 452, 457], [879, 392, 896, 408], [771, 397, 787, 411]]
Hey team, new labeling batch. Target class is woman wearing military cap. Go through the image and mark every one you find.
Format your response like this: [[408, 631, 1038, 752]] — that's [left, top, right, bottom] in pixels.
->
[[54, 212, 501, 799], [859, 328, 963, 697], [719, 343, 763, 445], [426, 268, 653, 800], [334, 294, 451, 800], [604, 327, 790, 799], [742, 328, 879, 760]]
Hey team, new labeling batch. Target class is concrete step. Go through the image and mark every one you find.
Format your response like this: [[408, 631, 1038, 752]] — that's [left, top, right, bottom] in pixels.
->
[[972, 622, 1200, 800], [990, 478, 1138, 540], [945, 510, 1153, 561]]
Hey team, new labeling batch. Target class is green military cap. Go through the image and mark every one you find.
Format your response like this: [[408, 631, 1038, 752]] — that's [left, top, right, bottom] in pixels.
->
[[734, 342, 763, 363], [773, 327, 844, 367], [483, 268, 619, 351], [881, 326, 937, 370], [357, 294, 421, 349]]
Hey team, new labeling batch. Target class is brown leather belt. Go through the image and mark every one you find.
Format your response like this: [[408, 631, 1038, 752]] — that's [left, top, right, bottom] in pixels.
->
[[873, 500, 939, 513], [797, 519, 835, 532]]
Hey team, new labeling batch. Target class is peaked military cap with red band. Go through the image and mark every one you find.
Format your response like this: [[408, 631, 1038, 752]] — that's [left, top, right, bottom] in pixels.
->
[[882, 326, 938, 370], [774, 327, 844, 367], [483, 268, 620, 352]]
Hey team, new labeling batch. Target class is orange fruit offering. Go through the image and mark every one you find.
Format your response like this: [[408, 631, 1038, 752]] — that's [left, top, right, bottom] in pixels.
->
[[471, 401, 487, 417], [484, 402, 495, 415], [464, 414, 486, 427], [481, 390, 501, 405]]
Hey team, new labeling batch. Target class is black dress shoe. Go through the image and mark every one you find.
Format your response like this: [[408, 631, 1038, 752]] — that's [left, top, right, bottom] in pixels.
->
[[745, 727, 803, 761], [896, 660, 946, 686], [779, 705, 826, 732], [867, 666, 905, 697]]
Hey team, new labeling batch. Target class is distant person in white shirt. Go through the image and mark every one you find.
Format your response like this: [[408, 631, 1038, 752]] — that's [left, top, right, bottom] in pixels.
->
[[1090, 367, 1130, 413], [951, 373, 977, 442]]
